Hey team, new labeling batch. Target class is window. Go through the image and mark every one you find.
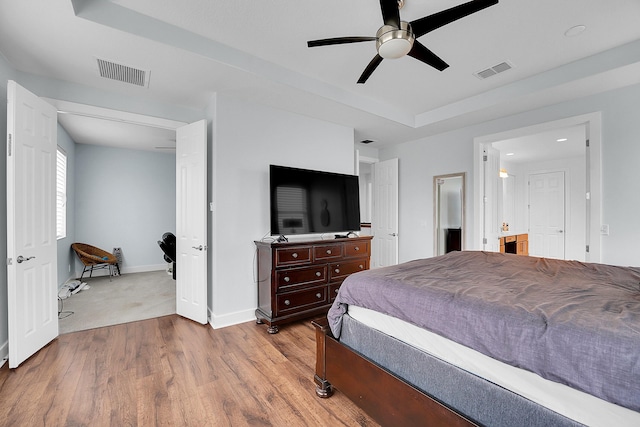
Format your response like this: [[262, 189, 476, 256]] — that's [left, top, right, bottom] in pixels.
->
[[56, 148, 67, 240]]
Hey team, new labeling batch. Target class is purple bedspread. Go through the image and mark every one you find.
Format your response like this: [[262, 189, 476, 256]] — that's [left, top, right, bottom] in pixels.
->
[[328, 251, 640, 411]]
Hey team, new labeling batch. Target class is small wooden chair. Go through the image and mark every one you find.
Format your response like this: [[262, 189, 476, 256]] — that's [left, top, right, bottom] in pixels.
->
[[71, 243, 121, 279]]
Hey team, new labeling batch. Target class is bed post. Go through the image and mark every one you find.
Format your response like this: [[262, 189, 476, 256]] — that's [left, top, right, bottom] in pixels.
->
[[312, 317, 334, 398]]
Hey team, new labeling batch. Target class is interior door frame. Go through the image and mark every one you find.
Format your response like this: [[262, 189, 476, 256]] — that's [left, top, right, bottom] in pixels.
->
[[473, 112, 601, 262], [356, 152, 399, 267], [42, 99, 209, 320]]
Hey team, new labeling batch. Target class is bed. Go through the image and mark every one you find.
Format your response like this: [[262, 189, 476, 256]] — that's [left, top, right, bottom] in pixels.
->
[[313, 251, 640, 426]]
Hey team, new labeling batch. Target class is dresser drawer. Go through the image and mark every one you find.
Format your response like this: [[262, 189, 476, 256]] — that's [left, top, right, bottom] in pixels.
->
[[345, 240, 370, 258], [275, 246, 311, 267], [329, 259, 368, 281], [276, 265, 327, 291], [329, 282, 342, 302], [276, 286, 328, 315], [314, 244, 343, 261]]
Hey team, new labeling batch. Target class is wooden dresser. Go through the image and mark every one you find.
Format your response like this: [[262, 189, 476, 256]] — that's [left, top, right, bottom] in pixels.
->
[[255, 236, 372, 334], [499, 233, 529, 256]]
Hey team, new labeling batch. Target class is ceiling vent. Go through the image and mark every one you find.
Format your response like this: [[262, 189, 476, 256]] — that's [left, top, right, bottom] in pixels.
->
[[474, 61, 513, 80], [360, 139, 375, 144], [96, 57, 150, 87]]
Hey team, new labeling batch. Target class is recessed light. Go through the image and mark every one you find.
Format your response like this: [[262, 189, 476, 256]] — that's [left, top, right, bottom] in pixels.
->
[[564, 25, 586, 37], [506, 152, 515, 156], [557, 138, 568, 142]]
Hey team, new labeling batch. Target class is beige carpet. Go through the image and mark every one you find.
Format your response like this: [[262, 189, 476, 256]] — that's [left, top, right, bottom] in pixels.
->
[[58, 270, 176, 334]]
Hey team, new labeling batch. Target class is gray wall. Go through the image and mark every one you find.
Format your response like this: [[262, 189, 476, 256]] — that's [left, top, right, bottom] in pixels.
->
[[74, 144, 176, 274]]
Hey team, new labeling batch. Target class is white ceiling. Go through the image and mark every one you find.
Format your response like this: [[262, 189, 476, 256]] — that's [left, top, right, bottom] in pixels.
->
[[1, 0, 639, 152]]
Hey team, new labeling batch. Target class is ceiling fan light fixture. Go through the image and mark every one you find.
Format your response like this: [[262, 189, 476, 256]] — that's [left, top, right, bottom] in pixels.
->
[[376, 22, 415, 59]]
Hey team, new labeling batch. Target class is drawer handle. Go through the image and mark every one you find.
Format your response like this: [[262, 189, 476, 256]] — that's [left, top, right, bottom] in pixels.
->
[[354, 246, 359, 251], [359, 264, 364, 269], [284, 299, 291, 306], [335, 288, 339, 294], [292, 253, 298, 259], [284, 277, 290, 283], [316, 293, 322, 299], [316, 271, 321, 277], [334, 268, 340, 274], [326, 249, 332, 254]]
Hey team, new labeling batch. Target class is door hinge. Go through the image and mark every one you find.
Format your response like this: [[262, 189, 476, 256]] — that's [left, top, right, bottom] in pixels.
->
[[586, 139, 590, 147], [483, 155, 487, 162], [7, 134, 11, 157], [586, 245, 590, 253], [482, 238, 487, 244], [6, 258, 12, 266]]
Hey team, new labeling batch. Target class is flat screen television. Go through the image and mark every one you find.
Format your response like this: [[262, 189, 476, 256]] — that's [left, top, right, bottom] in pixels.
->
[[270, 165, 361, 236]]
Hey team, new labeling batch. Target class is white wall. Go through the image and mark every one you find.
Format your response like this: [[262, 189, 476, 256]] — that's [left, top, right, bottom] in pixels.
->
[[381, 82, 640, 267], [208, 94, 355, 327], [74, 144, 176, 274]]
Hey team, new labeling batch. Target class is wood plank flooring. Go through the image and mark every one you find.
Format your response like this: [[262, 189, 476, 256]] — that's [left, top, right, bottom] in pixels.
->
[[0, 316, 379, 426]]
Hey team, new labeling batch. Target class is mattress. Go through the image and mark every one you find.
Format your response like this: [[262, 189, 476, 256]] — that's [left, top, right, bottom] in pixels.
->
[[329, 251, 640, 411], [348, 305, 640, 427]]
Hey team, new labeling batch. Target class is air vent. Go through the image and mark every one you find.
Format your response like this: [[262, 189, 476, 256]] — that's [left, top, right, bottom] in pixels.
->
[[360, 139, 375, 144], [96, 58, 150, 87], [474, 61, 513, 80]]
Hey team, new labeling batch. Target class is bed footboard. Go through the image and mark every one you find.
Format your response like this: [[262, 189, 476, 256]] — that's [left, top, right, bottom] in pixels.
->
[[312, 317, 477, 427]]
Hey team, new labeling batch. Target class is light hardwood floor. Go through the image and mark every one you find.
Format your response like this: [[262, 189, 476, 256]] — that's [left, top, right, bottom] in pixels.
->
[[0, 316, 379, 426]]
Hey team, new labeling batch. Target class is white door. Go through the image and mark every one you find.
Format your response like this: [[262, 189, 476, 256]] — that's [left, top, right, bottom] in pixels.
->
[[176, 120, 208, 324], [529, 171, 565, 258], [371, 158, 398, 267], [6, 80, 58, 368], [482, 146, 500, 252]]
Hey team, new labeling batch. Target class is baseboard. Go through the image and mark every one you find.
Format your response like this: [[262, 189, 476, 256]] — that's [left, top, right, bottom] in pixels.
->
[[79, 263, 168, 278], [208, 308, 255, 329], [121, 264, 167, 275], [0, 339, 8, 369]]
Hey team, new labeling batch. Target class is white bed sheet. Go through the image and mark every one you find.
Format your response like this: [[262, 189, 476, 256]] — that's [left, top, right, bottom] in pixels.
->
[[348, 305, 640, 427]]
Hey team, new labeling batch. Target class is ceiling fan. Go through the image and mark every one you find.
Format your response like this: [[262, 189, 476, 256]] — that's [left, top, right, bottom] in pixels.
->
[[307, 0, 499, 83]]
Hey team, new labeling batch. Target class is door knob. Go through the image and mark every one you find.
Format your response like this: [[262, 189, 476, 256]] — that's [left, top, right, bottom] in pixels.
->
[[192, 245, 206, 251], [16, 255, 35, 264], [389, 233, 398, 237]]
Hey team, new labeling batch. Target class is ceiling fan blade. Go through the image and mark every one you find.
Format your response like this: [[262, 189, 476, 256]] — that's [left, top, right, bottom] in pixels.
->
[[407, 41, 449, 71], [307, 36, 376, 48], [379, 0, 401, 28], [357, 54, 384, 84], [411, 0, 499, 38]]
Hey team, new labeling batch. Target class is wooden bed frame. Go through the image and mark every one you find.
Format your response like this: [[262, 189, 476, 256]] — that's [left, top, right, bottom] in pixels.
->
[[312, 317, 477, 427]]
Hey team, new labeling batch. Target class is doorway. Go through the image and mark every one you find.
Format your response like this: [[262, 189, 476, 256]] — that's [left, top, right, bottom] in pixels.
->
[[473, 113, 602, 262], [47, 99, 189, 333], [433, 173, 465, 256], [356, 153, 399, 268], [529, 171, 566, 258]]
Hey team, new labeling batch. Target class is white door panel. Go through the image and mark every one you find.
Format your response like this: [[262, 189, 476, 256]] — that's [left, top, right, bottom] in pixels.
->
[[483, 146, 500, 252], [529, 171, 565, 259], [7, 80, 58, 368], [371, 158, 398, 267], [176, 120, 208, 324]]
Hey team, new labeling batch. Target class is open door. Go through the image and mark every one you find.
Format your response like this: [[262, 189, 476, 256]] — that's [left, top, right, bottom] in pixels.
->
[[371, 158, 399, 267], [6, 80, 59, 368], [176, 120, 208, 324]]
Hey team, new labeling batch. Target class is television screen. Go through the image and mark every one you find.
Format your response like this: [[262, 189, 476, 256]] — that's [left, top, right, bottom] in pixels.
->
[[270, 165, 361, 236]]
